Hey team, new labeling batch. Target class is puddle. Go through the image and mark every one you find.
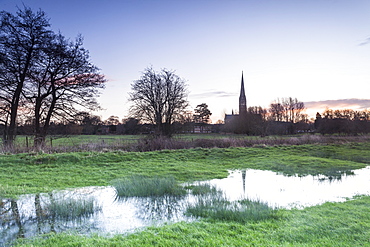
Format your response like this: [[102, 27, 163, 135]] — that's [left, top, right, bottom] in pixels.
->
[[1, 166, 370, 246], [0, 187, 195, 246], [207, 166, 370, 208]]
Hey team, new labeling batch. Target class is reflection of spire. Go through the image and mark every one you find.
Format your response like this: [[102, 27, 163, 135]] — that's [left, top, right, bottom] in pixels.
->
[[242, 170, 246, 194]]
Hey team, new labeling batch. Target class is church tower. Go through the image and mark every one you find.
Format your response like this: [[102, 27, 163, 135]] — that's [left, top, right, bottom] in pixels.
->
[[239, 71, 247, 116]]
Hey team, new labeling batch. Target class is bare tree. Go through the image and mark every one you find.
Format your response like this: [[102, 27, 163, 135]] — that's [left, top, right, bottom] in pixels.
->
[[129, 67, 188, 136], [0, 7, 105, 149], [24, 34, 105, 148], [283, 97, 305, 123], [269, 101, 284, 122], [269, 97, 305, 123], [0, 7, 53, 148], [248, 106, 268, 121]]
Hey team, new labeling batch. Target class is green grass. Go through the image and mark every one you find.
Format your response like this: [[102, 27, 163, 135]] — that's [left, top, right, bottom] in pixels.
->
[[1, 142, 369, 198], [187, 183, 219, 195], [4, 140, 370, 246], [186, 185, 277, 223], [13, 195, 370, 246], [46, 195, 101, 220], [12, 135, 140, 148], [112, 175, 186, 197]]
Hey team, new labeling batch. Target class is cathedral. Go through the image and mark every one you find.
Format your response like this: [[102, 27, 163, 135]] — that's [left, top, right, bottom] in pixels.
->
[[224, 72, 247, 124]]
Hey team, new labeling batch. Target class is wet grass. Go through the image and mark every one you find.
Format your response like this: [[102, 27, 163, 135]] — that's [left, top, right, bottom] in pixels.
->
[[13, 195, 370, 246], [112, 175, 186, 197], [187, 183, 219, 195], [186, 185, 277, 223], [46, 195, 101, 221], [1, 142, 369, 198]]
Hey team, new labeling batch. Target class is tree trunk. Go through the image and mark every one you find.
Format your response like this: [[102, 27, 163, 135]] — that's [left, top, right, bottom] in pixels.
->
[[3, 47, 34, 149]]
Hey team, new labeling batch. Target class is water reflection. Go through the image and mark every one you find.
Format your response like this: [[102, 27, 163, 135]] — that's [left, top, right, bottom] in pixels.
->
[[1, 166, 370, 246], [0, 191, 102, 246], [315, 168, 355, 182], [212, 166, 370, 208], [132, 195, 188, 221]]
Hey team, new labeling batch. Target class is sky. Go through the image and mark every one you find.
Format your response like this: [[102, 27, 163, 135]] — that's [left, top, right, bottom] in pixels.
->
[[2, 0, 370, 123]]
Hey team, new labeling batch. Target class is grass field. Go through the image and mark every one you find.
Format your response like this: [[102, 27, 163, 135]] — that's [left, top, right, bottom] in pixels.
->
[[1, 142, 370, 198], [1, 138, 370, 246]]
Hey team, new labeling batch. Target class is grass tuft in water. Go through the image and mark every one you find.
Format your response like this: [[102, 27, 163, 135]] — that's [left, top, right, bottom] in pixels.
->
[[112, 175, 186, 198], [46, 196, 101, 220], [187, 183, 219, 195], [186, 186, 277, 222]]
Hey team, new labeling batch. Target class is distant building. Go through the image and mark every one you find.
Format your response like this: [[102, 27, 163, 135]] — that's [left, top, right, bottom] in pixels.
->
[[224, 72, 247, 124]]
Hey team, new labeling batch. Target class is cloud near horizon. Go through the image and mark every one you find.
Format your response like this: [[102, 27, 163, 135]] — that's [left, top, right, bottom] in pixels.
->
[[359, 37, 370, 46], [190, 91, 237, 99], [304, 98, 370, 112]]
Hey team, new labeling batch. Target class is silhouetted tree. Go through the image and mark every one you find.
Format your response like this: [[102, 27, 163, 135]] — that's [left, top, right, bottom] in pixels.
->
[[194, 103, 212, 124], [269, 101, 284, 122], [269, 97, 305, 123], [193, 103, 212, 133], [0, 7, 53, 148], [73, 111, 102, 134], [129, 67, 188, 136], [0, 7, 105, 149], [123, 118, 140, 134], [104, 116, 120, 125], [248, 106, 268, 121], [25, 34, 105, 148]]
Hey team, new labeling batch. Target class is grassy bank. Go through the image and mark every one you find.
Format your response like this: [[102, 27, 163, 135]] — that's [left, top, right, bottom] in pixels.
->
[[1, 142, 370, 198], [14, 195, 370, 246]]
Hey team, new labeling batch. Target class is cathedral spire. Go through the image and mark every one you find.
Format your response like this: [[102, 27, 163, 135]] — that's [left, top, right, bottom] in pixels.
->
[[239, 71, 247, 116]]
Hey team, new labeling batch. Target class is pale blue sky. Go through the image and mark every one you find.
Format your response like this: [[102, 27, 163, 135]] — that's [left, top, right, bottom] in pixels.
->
[[2, 0, 370, 122]]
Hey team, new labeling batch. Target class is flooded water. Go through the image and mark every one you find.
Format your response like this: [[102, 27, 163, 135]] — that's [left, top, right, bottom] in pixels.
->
[[208, 166, 370, 208], [1, 166, 370, 246]]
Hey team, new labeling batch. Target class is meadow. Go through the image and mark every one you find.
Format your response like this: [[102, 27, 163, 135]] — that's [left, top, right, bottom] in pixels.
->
[[1, 140, 370, 198], [1, 135, 369, 246]]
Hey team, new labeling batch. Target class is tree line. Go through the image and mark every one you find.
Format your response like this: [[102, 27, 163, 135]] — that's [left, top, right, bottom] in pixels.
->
[[315, 109, 370, 135]]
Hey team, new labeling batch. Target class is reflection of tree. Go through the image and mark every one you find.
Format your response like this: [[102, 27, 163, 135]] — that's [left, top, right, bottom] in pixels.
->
[[134, 195, 187, 221], [35, 193, 43, 233], [0, 192, 100, 246], [11, 200, 24, 238], [1, 199, 21, 244], [0, 199, 27, 245]]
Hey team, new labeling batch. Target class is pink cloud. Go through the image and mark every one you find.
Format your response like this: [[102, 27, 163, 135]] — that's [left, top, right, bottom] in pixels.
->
[[304, 99, 370, 118], [305, 99, 370, 110]]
